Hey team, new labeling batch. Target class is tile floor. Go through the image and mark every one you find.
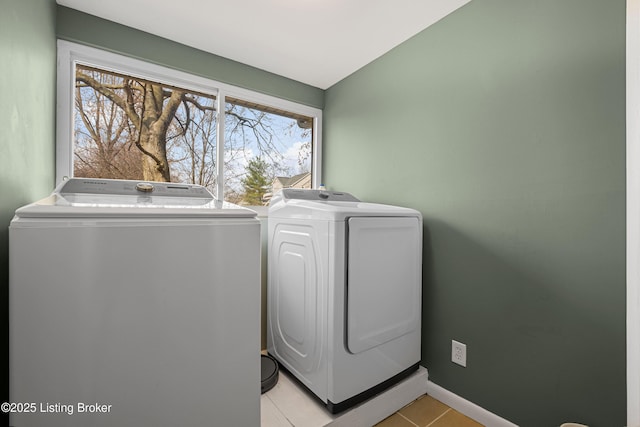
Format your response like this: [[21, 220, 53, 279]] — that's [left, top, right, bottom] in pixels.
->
[[374, 395, 484, 427], [261, 367, 483, 427], [261, 368, 334, 427]]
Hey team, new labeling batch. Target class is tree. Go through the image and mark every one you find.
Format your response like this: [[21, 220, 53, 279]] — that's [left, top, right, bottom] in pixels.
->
[[74, 70, 144, 179], [75, 66, 212, 182], [240, 157, 271, 205], [170, 98, 217, 188], [73, 65, 313, 198]]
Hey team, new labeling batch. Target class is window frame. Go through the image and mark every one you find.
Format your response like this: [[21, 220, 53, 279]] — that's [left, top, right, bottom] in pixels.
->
[[56, 40, 323, 199]]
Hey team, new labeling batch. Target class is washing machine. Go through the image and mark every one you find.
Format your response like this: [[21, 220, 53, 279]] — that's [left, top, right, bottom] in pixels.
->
[[267, 188, 422, 413], [10, 178, 260, 427]]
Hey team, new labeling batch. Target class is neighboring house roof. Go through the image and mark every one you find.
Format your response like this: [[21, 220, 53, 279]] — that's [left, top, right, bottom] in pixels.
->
[[263, 172, 311, 204], [274, 172, 310, 190]]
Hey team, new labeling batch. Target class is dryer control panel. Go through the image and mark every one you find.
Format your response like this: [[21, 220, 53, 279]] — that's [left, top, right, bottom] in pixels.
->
[[281, 189, 360, 202]]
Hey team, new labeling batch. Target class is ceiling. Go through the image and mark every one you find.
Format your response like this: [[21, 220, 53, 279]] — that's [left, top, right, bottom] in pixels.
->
[[57, 0, 472, 90]]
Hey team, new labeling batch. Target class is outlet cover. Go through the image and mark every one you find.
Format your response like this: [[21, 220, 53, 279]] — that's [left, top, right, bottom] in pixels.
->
[[452, 340, 467, 367]]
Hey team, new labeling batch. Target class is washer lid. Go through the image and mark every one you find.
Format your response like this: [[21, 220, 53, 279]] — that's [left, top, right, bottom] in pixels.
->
[[14, 178, 257, 219]]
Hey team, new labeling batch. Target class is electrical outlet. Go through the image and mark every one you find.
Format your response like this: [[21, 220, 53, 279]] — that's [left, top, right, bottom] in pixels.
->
[[452, 340, 467, 367]]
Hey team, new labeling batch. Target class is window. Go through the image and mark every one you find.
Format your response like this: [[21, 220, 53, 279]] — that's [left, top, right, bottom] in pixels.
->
[[57, 41, 322, 205]]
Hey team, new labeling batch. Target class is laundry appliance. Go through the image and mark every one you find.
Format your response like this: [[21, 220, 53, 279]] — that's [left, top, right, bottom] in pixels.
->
[[267, 189, 422, 413], [9, 178, 260, 427]]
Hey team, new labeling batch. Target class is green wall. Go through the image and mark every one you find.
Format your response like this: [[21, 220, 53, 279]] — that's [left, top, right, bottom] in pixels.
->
[[56, 6, 324, 109], [0, 0, 57, 421], [324, 1, 626, 426]]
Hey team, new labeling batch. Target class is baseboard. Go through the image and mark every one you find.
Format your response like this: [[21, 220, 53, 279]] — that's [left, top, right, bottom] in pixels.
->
[[427, 381, 518, 427]]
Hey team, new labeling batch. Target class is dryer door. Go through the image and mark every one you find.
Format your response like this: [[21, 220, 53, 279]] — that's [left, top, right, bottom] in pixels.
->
[[346, 216, 421, 354]]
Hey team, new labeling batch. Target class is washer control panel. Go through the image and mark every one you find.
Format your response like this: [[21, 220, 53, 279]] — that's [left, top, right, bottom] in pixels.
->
[[58, 178, 212, 198]]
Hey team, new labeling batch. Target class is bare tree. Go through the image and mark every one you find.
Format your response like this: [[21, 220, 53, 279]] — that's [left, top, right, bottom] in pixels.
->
[[75, 66, 209, 182], [171, 100, 217, 188], [74, 70, 144, 179], [73, 66, 312, 198]]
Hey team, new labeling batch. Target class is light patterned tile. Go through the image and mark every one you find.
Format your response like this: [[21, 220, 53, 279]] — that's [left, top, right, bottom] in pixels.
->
[[374, 413, 418, 427], [261, 394, 293, 427], [263, 371, 333, 427], [399, 395, 449, 427], [429, 409, 484, 427]]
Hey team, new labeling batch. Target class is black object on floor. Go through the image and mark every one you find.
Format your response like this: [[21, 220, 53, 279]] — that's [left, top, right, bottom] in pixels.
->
[[261, 354, 279, 394]]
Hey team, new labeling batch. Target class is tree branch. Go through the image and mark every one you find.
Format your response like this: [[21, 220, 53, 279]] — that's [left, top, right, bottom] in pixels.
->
[[75, 70, 141, 131]]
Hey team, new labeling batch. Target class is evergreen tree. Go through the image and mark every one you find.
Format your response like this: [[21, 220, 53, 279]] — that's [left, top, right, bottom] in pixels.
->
[[241, 157, 270, 205]]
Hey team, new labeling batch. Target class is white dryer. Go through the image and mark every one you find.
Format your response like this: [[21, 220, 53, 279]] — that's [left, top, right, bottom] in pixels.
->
[[10, 178, 260, 427], [267, 189, 422, 413]]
